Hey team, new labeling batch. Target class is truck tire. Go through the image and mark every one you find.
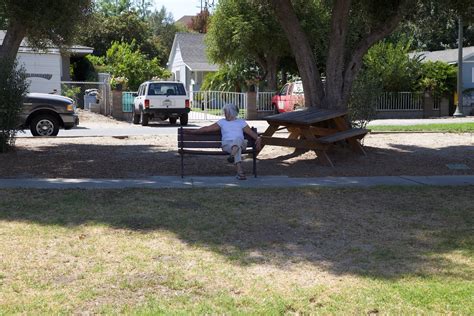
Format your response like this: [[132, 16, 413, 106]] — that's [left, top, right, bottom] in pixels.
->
[[30, 114, 60, 136], [180, 113, 188, 126], [169, 117, 177, 125], [140, 111, 149, 126], [132, 107, 140, 124]]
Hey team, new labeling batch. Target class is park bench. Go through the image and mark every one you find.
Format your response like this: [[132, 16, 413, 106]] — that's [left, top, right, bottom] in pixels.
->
[[178, 127, 258, 178]]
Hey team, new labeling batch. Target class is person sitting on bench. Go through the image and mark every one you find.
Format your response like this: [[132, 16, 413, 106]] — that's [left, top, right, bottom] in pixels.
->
[[188, 103, 261, 180]]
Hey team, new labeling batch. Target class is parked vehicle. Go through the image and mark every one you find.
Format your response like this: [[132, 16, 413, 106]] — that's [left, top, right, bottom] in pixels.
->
[[271, 81, 305, 113], [20, 93, 79, 136], [132, 81, 190, 126]]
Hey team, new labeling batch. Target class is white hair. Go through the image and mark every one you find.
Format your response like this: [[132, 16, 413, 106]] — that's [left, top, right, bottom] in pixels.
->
[[223, 103, 239, 120]]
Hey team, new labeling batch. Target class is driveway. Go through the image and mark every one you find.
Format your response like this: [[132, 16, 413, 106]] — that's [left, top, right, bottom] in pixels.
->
[[18, 110, 272, 137]]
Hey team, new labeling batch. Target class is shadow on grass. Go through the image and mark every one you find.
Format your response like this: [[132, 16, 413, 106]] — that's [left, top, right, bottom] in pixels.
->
[[0, 186, 472, 280]]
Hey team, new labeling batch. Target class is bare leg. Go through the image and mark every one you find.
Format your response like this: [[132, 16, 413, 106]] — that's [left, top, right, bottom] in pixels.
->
[[235, 162, 246, 179], [230, 145, 239, 157]]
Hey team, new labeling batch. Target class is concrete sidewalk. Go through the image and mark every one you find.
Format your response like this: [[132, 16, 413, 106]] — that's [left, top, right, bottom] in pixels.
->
[[0, 175, 473, 189]]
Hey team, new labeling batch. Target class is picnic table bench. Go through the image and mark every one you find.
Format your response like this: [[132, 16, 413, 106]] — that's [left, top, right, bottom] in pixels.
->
[[178, 127, 258, 178], [260, 108, 368, 167]]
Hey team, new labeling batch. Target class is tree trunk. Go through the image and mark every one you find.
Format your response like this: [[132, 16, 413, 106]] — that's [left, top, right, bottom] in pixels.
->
[[0, 20, 27, 60], [324, 0, 352, 109], [268, 0, 325, 108], [264, 55, 278, 91], [270, 0, 408, 111]]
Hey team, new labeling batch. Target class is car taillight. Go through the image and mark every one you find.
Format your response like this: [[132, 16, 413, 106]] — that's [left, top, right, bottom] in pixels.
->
[[144, 99, 150, 108], [185, 99, 190, 108]]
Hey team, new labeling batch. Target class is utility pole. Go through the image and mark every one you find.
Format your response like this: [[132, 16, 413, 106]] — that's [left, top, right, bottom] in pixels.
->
[[453, 16, 465, 117]]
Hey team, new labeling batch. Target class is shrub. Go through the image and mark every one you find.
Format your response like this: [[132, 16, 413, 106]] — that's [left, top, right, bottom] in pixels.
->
[[364, 38, 422, 92], [417, 61, 457, 96], [101, 41, 171, 91], [0, 59, 29, 153], [348, 68, 383, 129]]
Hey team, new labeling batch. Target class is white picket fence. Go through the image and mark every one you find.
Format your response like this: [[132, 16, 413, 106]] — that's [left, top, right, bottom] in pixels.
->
[[377, 92, 423, 111], [257, 91, 276, 112], [190, 91, 248, 120]]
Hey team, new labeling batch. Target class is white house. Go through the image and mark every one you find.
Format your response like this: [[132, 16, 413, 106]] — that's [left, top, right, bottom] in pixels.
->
[[167, 32, 219, 95], [411, 47, 474, 114], [0, 31, 93, 94]]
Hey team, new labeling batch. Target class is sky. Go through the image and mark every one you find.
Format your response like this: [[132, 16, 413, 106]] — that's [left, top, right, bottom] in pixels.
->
[[153, 0, 203, 20]]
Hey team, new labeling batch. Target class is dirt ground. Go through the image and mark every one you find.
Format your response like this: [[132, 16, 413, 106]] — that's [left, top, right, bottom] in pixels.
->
[[0, 112, 473, 178]]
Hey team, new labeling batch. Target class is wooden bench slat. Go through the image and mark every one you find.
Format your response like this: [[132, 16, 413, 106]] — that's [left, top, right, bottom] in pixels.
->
[[178, 134, 221, 141], [318, 128, 369, 144], [179, 149, 255, 155], [180, 141, 222, 148], [178, 134, 256, 143], [261, 136, 329, 150]]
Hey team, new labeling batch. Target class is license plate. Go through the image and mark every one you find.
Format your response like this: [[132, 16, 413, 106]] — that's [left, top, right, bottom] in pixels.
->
[[162, 99, 172, 107]]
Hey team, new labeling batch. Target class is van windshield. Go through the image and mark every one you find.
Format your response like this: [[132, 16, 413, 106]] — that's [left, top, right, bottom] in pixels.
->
[[147, 83, 186, 96]]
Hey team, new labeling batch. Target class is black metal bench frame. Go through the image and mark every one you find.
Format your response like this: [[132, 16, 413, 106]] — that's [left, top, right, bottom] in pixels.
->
[[178, 127, 258, 178]]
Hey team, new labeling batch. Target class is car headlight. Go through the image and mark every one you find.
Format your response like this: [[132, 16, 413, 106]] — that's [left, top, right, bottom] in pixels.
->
[[67, 104, 75, 112]]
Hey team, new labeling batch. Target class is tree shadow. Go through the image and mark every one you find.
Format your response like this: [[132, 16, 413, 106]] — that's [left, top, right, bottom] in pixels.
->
[[0, 186, 472, 281]]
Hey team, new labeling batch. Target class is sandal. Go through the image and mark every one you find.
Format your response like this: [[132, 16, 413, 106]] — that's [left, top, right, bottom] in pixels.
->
[[236, 172, 247, 180]]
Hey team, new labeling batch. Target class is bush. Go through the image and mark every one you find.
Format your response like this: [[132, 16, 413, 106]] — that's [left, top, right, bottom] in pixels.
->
[[417, 61, 457, 96], [348, 69, 383, 129], [99, 41, 171, 91], [364, 38, 422, 92], [0, 59, 29, 153]]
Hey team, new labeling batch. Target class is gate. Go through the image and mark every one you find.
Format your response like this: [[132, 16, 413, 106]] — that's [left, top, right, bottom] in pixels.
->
[[191, 91, 247, 120], [122, 92, 136, 113], [61, 76, 111, 115]]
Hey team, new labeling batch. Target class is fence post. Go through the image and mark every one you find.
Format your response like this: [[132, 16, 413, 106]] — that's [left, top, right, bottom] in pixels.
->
[[111, 90, 123, 120], [423, 91, 434, 118], [246, 92, 257, 120]]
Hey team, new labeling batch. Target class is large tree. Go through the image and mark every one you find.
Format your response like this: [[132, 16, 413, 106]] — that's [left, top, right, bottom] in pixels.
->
[[207, 0, 291, 90], [0, 0, 92, 59], [266, 0, 472, 110]]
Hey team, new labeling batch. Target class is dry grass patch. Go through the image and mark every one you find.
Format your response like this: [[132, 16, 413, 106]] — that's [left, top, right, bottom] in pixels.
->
[[0, 187, 472, 314]]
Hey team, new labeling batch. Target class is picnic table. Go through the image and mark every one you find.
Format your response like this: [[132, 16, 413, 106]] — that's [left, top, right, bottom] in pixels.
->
[[260, 108, 368, 167]]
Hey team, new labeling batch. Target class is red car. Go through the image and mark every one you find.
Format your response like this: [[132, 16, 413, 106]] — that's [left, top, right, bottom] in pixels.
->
[[271, 81, 304, 113]]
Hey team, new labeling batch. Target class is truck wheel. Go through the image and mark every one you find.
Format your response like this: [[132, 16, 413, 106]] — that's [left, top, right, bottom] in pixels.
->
[[140, 111, 149, 126], [180, 113, 188, 126], [132, 107, 140, 124], [169, 117, 177, 125], [30, 114, 60, 136]]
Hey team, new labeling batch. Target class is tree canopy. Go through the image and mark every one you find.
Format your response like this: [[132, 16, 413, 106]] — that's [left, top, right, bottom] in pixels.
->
[[206, 0, 290, 90], [265, 0, 473, 110], [0, 0, 92, 59]]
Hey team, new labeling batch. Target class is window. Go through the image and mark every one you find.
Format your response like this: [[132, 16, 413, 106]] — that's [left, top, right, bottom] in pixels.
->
[[279, 84, 289, 96], [147, 83, 186, 96], [175, 71, 181, 82]]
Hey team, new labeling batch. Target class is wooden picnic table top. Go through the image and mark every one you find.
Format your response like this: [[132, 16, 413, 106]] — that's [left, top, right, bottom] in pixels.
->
[[265, 108, 348, 126]]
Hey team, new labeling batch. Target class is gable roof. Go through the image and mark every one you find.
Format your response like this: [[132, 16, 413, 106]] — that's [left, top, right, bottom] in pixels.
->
[[409, 46, 474, 64], [176, 15, 194, 27], [168, 32, 219, 72]]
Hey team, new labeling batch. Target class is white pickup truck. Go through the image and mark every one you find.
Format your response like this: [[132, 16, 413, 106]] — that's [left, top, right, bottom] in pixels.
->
[[132, 81, 190, 126]]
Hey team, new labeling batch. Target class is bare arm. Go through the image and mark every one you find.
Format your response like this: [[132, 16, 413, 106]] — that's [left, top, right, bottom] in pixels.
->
[[243, 125, 262, 151], [188, 123, 220, 134]]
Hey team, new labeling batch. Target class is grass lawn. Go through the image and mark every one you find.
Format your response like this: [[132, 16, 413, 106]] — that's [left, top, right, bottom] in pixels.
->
[[0, 187, 472, 314], [369, 122, 474, 133]]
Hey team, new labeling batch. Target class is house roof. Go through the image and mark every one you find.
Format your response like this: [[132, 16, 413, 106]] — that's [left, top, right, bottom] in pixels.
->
[[176, 15, 194, 27], [0, 30, 93, 56], [168, 32, 219, 72], [409, 46, 474, 64]]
